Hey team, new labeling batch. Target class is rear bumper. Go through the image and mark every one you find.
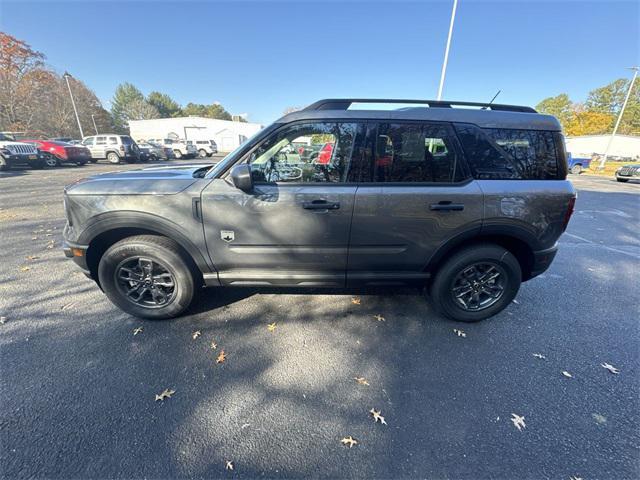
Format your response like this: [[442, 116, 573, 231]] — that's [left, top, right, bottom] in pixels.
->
[[529, 243, 558, 279]]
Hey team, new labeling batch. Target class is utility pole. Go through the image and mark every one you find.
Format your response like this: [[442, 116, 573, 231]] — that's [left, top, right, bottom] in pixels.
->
[[91, 114, 99, 135], [63, 72, 84, 138], [437, 0, 458, 100], [598, 66, 638, 169]]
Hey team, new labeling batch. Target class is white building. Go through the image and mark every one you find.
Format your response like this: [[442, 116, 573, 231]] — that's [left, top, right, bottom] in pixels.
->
[[565, 134, 640, 160], [129, 116, 263, 152]]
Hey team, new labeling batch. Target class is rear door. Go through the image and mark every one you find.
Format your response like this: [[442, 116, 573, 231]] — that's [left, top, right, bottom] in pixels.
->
[[347, 121, 483, 286], [200, 121, 365, 286]]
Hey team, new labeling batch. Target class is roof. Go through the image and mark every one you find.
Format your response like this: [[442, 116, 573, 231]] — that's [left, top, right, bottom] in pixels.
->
[[277, 98, 561, 131]]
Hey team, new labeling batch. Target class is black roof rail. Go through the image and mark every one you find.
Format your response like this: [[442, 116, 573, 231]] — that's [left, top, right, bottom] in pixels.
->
[[302, 98, 537, 113]]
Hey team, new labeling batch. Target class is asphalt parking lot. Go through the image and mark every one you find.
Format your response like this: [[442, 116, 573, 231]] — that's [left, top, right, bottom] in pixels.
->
[[1, 162, 638, 479]]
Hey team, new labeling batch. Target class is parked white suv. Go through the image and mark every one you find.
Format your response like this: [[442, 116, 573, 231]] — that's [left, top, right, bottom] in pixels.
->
[[193, 139, 218, 157], [82, 135, 140, 164], [148, 138, 197, 159]]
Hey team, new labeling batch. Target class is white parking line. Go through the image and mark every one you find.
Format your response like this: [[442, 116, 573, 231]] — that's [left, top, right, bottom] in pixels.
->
[[563, 232, 640, 259]]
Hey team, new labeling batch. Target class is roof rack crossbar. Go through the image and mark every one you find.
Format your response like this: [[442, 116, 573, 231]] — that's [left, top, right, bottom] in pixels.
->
[[302, 98, 537, 113]]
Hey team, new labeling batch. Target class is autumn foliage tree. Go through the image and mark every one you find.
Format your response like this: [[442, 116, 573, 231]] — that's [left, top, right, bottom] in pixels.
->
[[0, 32, 113, 137]]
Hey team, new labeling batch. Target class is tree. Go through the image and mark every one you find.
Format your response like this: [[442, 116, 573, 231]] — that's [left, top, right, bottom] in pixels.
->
[[586, 78, 640, 135], [535, 94, 574, 129], [182, 102, 233, 120], [564, 110, 614, 136], [110, 82, 159, 132], [147, 91, 182, 118], [0, 32, 45, 131]]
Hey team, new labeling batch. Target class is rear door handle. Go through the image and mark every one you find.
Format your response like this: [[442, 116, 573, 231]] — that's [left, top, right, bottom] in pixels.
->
[[302, 200, 340, 210], [430, 201, 464, 211]]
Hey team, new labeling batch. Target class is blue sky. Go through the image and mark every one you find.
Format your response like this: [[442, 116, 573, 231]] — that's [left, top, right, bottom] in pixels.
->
[[2, 0, 639, 124]]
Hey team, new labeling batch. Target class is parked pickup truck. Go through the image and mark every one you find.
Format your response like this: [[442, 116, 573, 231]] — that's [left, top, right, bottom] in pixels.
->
[[567, 153, 591, 174]]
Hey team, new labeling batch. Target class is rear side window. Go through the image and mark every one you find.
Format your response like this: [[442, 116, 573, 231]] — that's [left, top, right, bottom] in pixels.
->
[[454, 124, 560, 180], [373, 123, 465, 183], [96, 136, 106, 145]]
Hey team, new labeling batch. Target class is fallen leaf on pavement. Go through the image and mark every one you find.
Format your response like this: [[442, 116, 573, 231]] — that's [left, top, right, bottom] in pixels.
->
[[373, 314, 385, 322], [533, 353, 546, 359], [267, 322, 277, 332], [133, 327, 143, 336], [511, 413, 526, 431], [562, 371, 573, 378], [341, 436, 359, 448], [155, 388, 175, 401], [369, 408, 387, 425], [192, 331, 201, 340], [61, 302, 76, 311], [26, 255, 39, 261], [453, 328, 466, 338], [592, 413, 607, 424], [210, 341, 218, 350], [19, 266, 30, 272], [354, 377, 370, 386], [569, 476, 583, 480], [351, 297, 361, 305], [225, 460, 234, 470], [216, 350, 227, 364], [0, 316, 6, 325], [601, 362, 619, 374]]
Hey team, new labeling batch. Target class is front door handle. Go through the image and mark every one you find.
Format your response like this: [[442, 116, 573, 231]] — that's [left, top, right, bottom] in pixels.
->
[[430, 201, 464, 211], [302, 200, 340, 210]]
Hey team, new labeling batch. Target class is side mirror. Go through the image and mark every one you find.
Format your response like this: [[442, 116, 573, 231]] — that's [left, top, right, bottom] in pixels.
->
[[230, 164, 253, 192]]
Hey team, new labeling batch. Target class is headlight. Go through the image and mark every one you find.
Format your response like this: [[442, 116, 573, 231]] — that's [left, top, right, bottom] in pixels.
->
[[0, 148, 10, 155]]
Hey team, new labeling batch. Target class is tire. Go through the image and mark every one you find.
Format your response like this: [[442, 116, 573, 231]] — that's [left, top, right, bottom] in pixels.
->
[[76, 160, 87, 167], [107, 152, 120, 164], [173, 149, 182, 159], [198, 149, 207, 158], [43, 153, 58, 168], [98, 235, 197, 320], [616, 178, 629, 182], [150, 154, 158, 162], [0, 155, 8, 171], [429, 244, 522, 322], [570, 164, 582, 175]]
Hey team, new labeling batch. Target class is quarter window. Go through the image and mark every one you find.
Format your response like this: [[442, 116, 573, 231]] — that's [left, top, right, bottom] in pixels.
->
[[373, 123, 463, 183], [248, 122, 359, 183]]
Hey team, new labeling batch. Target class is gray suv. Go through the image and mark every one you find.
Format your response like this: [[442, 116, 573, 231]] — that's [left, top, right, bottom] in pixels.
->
[[62, 99, 576, 322]]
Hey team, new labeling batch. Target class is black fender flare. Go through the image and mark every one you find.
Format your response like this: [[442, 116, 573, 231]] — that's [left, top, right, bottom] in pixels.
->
[[78, 211, 215, 274]]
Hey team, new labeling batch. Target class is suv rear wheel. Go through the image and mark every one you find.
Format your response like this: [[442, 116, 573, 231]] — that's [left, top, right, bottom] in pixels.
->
[[107, 152, 120, 164], [98, 235, 197, 319], [173, 149, 182, 159], [198, 149, 207, 158], [429, 244, 522, 322]]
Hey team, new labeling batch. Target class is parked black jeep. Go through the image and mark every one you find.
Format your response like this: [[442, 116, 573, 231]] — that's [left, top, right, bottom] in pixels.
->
[[63, 99, 576, 322]]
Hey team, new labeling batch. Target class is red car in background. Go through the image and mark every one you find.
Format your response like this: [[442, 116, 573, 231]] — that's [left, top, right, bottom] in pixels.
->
[[20, 139, 90, 167]]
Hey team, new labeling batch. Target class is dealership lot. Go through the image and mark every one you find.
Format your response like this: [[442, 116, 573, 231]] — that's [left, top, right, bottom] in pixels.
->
[[1, 164, 638, 478]]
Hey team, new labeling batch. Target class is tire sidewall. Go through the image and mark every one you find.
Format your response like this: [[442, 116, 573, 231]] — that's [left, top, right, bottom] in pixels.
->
[[107, 152, 120, 164], [431, 245, 522, 322], [98, 239, 195, 319]]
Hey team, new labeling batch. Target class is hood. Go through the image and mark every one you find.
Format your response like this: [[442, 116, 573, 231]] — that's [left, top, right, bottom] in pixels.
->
[[65, 164, 212, 195]]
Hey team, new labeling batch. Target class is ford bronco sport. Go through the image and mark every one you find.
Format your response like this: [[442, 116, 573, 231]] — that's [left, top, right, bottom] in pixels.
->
[[62, 99, 576, 322]]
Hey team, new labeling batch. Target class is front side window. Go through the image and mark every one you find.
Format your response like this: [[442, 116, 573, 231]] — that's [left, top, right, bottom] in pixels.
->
[[373, 123, 463, 183], [248, 122, 358, 183], [82, 137, 94, 146]]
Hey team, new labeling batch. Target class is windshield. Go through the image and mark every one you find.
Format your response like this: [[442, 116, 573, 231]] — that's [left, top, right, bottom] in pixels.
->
[[205, 125, 272, 178]]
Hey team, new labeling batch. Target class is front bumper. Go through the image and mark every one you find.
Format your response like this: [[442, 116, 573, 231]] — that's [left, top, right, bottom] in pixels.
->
[[529, 243, 558, 279], [2, 153, 42, 165], [62, 239, 91, 278]]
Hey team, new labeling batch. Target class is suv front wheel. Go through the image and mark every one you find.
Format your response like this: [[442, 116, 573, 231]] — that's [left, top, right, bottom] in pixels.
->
[[429, 244, 522, 322], [98, 235, 197, 319]]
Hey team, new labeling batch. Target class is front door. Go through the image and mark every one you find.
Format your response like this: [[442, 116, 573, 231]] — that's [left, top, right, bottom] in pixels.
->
[[347, 121, 483, 285], [201, 121, 365, 287]]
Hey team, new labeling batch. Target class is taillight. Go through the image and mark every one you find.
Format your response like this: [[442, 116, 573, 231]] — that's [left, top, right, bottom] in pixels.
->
[[120, 145, 125, 152], [562, 195, 576, 231]]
